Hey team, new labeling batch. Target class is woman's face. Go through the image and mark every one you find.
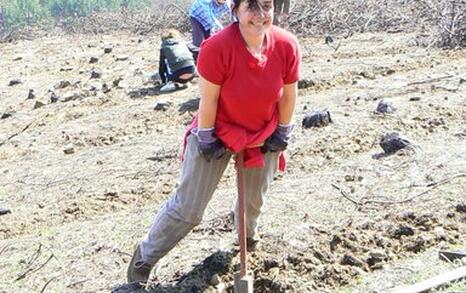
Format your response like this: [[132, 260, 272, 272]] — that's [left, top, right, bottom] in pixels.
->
[[235, 0, 273, 38]]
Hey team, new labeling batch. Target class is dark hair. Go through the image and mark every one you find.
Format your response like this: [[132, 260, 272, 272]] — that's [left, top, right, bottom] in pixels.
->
[[232, 0, 272, 13]]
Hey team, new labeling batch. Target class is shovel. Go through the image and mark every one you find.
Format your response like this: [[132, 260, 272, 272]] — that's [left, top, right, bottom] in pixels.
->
[[234, 151, 254, 293]]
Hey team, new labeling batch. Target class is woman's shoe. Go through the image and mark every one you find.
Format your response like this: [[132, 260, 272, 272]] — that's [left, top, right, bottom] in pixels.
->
[[127, 243, 153, 283]]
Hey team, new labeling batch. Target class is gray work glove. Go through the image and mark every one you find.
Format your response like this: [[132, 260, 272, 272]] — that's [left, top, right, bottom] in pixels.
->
[[261, 124, 294, 153], [194, 128, 226, 162]]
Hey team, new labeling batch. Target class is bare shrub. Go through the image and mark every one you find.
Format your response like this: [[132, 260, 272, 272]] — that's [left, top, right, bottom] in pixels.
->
[[436, 0, 466, 48], [287, 0, 424, 36]]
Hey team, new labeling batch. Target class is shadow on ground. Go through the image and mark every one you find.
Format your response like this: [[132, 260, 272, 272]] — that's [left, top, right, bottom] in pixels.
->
[[112, 250, 235, 293]]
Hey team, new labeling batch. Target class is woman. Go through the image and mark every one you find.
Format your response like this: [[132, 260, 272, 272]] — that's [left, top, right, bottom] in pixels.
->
[[158, 29, 196, 93], [126, 0, 300, 284], [189, 0, 233, 48]]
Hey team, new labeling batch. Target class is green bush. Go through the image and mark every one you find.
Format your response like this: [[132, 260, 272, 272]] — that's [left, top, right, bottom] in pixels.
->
[[0, 0, 152, 29]]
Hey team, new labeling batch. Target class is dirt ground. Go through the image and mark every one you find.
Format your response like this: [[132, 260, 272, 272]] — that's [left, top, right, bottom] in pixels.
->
[[0, 30, 465, 293]]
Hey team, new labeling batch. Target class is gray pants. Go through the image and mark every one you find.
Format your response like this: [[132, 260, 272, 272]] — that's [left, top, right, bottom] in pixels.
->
[[140, 134, 279, 265]]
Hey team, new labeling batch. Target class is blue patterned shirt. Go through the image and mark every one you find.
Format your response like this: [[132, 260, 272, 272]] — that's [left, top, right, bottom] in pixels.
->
[[189, 0, 232, 32]]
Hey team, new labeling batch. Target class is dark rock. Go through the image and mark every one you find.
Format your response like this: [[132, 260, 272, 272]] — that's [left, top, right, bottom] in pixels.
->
[[379, 132, 413, 154], [178, 98, 200, 114], [302, 110, 332, 128], [102, 83, 111, 94], [8, 79, 22, 86], [33, 101, 46, 109], [54, 80, 71, 89], [116, 55, 129, 61], [63, 145, 75, 154], [456, 203, 466, 213], [62, 92, 82, 102], [91, 69, 102, 79], [264, 258, 280, 270], [341, 254, 365, 267], [366, 250, 386, 267], [400, 210, 416, 220], [325, 35, 334, 44], [50, 93, 60, 103], [298, 79, 316, 89], [1, 112, 13, 119], [0, 207, 11, 216], [89, 56, 99, 64], [390, 225, 415, 239], [375, 99, 396, 114], [27, 89, 35, 99], [403, 236, 425, 252], [104, 45, 113, 54], [154, 101, 173, 111], [112, 77, 123, 87]]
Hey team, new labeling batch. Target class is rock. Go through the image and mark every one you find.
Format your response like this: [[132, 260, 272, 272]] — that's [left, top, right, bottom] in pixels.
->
[[456, 203, 466, 213], [390, 225, 415, 239], [375, 99, 396, 114], [33, 101, 46, 109], [91, 69, 102, 79], [264, 258, 280, 270], [63, 145, 75, 154], [8, 79, 22, 86], [400, 210, 416, 220], [0, 207, 11, 216], [178, 98, 200, 114], [112, 77, 123, 87], [27, 89, 35, 99], [62, 92, 82, 102], [210, 273, 220, 286], [116, 55, 129, 61], [367, 250, 386, 267], [104, 45, 113, 54], [50, 93, 60, 103], [403, 236, 426, 252], [89, 56, 99, 64], [1, 112, 13, 119], [302, 110, 332, 128], [341, 254, 365, 267], [379, 132, 413, 154], [298, 78, 316, 89], [54, 80, 71, 89], [154, 101, 173, 111], [102, 83, 111, 94]]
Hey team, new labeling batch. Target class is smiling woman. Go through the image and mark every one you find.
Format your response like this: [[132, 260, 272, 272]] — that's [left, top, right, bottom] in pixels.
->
[[124, 0, 301, 287]]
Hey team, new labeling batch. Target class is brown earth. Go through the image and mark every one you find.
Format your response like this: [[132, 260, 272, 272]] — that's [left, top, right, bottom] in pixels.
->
[[0, 31, 465, 293]]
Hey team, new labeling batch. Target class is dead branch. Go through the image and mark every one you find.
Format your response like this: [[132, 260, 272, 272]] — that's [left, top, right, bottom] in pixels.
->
[[363, 173, 466, 205], [331, 183, 361, 205], [0, 121, 34, 147], [407, 74, 455, 86], [15, 245, 54, 281], [40, 276, 57, 293]]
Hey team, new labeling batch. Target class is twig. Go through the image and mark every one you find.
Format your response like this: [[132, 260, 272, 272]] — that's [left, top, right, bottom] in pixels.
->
[[331, 183, 361, 205], [407, 74, 454, 86], [40, 276, 57, 293], [15, 254, 54, 281], [0, 244, 11, 256], [363, 173, 466, 205], [0, 121, 34, 147]]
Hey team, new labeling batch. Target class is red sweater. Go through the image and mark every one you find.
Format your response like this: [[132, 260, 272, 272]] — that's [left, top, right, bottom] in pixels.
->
[[186, 23, 300, 169]]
